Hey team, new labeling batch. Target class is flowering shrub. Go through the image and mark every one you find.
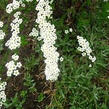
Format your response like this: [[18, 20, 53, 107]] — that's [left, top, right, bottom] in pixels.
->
[[0, 79, 7, 107], [77, 35, 96, 63], [0, 0, 109, 109], [5, 54, 22, 76], [0, 21, 5, 40], [35, 0, 60, 81], [5, 12, 22, 50]]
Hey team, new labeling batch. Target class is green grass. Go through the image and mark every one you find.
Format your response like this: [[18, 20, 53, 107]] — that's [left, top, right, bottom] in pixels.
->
[[47, 0, 109, 109]]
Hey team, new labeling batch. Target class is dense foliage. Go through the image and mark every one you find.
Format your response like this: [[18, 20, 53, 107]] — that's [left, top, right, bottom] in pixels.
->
[[0, 0, 109, 109]]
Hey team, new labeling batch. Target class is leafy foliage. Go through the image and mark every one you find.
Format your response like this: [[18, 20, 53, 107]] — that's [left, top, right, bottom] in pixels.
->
[[0, 0, 109, 109]]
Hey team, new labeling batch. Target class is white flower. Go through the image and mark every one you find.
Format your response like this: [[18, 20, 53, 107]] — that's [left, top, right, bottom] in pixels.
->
[[69, 28, 73, 32], [0, 91, 6, 102], [89, 64, 92, 68], [16, 62, 22, 68], [14, 11, 21, 18], [5, 58, 22, 77], [0, 30, 5, 40], [0, 82, 7, 91], [21, 3, 26, 7], [91, 56, 96, 62], [60, 57, 64, 62], [6, 4, 13, 13], [0, 21, 5, 40], [82, 52, 86, 56], [77, 35, 96, 63], [0, 21, 3, 28], [29, 28, 38, 37], [7, 71, 12, 76], [65, 30, 69, 34], [13, 70, 20, 76], [12, 54, 19, 61], [13, 0, 20, 10]]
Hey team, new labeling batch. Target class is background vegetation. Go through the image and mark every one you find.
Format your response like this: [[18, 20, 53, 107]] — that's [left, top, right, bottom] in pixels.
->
[[0, 0, 109, 109]]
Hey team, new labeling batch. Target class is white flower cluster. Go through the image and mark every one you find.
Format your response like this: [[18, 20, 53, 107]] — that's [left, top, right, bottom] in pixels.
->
[[5, 12, 22, 50], [6, 0, 34, 13], [0, 21, 3, 28], [0, 79, 7, 107], [6, 0, 20, 13], [0, 21, 5, 40], [5, 54, 22, 77], [77, 36, 96, 63], [29, 27, 39, 37], [35, 0, 60, 81], [65, 28, 73, 34]]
